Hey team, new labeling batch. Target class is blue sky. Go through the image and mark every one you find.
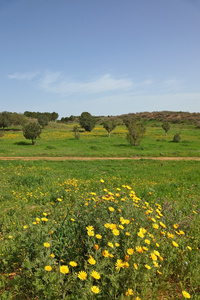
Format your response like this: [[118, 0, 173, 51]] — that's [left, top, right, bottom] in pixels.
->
[[1, 0, 200, 118]]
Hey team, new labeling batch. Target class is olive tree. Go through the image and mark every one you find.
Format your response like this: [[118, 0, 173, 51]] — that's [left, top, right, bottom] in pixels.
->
[[79, 112, 96, 132], [124, 118, 146, 146], [0, 111, 12, 130], [102, 120, 117, 137], [162, 122, 170, 136], [23, 122, 42, 145]]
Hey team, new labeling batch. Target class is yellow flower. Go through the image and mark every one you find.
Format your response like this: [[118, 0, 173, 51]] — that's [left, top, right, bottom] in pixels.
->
[[187, 246, 192, 251], [145, 239, 150, 244], [182, 291, 191, 298], [86, 225, 94, 231], [124, 262, 129, 268], [136, 297, 141, 300], [43, 213, 48, 216], [87, 230, 94, 236], [150, 253, 157, 261], [127, 248, 134, 255], [136, 246, 144, 253], [102, 250, 110, 257], [145, 264, 151, 269], [45, 265, 52, 271], [108, 242, 114, 248], [138, 232, 144, 238], [119, 225, 124, 229], [91, 270, 101, 280], [159, 222, 166, 228], [78, 271, 87, 280], [50, 253, 55, 258], [36, 218, 40, 222], [167, 232, 174, 238], [172, 241, 179, 247], [8, 236, 13, 239], [115, 259, 124, 271], [133, 263, 138, 270], [24, 225, 28, 229], [44, 242, 50, 248], [112, 229, 120, 236], [100, 179, 104, 183], [69, 261, 77, 267], [91, 286, 100, 294], [41, 218, 48, 222], [60, 265, 69, 274], [96, 234, 102, 239], [153, 250, 160, 257], [57, 198, 62, 202], [88, 255, 96, 265], [157, 270, 162, 275], [115, 243, 120, 247], [173, 223, 179, 229], [109, 207, 115, 212], [110, 223, 117, 230], [94, 244, 99, 250], [125, 288, 134, 296], [153, 223, 159, 229], [125, 232, 130, 236]]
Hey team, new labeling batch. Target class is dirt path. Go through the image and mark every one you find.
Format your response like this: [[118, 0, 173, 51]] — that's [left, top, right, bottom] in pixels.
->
[[0, 156, 200, 161]]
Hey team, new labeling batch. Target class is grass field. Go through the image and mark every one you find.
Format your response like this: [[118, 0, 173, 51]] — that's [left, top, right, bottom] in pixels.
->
[[0, 122, 200, 299], [0, 122, 200, 157]]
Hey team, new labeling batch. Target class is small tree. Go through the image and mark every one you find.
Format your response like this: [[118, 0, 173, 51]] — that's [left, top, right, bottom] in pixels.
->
[[172, 132, 181, 143], [79, 112, 96, 132], [162, 122, 170, 136], [0, 111, 12, 130], [102, 120, 117, 137], [23, 122, 42, 145], [73, 125, 80, 140], [124, 118, 146, 146]]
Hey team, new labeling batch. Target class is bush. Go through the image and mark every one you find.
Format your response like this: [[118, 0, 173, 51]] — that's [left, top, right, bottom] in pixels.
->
[[124, 118, 146, 146], [73, 125, 80, 140], [172, 133, 181, 143]]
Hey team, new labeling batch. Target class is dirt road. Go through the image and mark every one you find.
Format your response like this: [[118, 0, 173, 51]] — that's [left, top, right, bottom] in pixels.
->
[[0, 156, 200, 161]]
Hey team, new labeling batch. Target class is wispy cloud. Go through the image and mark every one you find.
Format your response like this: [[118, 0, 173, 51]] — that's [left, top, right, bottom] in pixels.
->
[[7, 71, 134, 95], [38, 72, 134, 95], [7, 72, 39, 80]]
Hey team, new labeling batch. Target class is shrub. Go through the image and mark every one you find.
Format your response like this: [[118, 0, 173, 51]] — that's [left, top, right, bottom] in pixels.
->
[[172, 133, 181, 143], [124, 118, 146, 146], [73, 125, 80, 140]]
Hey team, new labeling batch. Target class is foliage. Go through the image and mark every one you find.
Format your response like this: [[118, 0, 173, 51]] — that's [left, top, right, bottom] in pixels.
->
[[124, 117, 146, 146], [0, 111, 12, 129], [72, 125, 80, 140], [161, 122, 170, 136], [24, 111, 59, 122], [0, 162, 199, 299], [173, 133, 181, 143], [23, 122, 42, 145], [38, 115, 49, 128], [79, 112, 96, 132], [60, 115, 76, 123], [102, 120, 117, 137]]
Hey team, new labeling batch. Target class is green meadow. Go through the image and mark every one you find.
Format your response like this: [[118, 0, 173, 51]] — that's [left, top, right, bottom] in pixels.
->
[[0, 122, 200, 299], [0, 122, 200, 157]]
